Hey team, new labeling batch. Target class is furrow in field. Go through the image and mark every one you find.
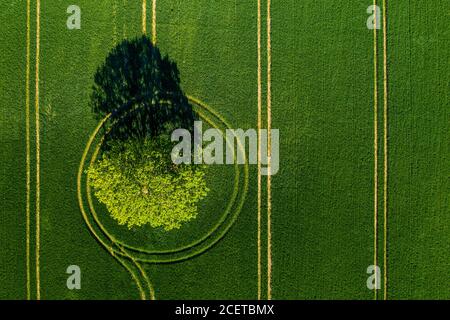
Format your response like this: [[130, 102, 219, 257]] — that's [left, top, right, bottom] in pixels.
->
[[152, 0, 157, 43], [372, 0, 379, 301], [382, 0, 389, 301], [142, 0, 147, 34], [25, 0, 31, 301], [257, 0, 262, 301], [266, 0, 273, 301], [35, 0, 41, 300]]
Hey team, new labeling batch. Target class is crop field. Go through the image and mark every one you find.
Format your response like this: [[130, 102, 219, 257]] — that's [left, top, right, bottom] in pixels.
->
[[0, 0, 448, 300]]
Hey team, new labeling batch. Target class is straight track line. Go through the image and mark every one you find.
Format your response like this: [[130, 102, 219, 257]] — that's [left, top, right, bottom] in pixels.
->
[[142, 0, 147, 34], [382, 0, 389, 301], [372, 0, 379, 301], [35, 0, 41, 300], [25, 0, 31, 301], [152, 0, 157, 43], [256, 0, 262, 301], [266, 0, 272, 301]]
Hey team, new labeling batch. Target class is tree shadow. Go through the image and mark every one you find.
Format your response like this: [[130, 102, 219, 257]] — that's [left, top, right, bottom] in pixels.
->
[[90, 36, 196, 146]]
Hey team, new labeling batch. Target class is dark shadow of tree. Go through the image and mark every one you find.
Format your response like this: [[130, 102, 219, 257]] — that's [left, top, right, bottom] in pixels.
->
[[90, 36, 196, 145]]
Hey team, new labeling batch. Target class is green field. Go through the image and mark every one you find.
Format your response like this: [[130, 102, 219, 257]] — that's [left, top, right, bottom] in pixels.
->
[[1, 0, 448, 300]]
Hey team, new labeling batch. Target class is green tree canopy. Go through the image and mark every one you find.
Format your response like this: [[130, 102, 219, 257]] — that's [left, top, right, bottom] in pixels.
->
[[88, 137, 209, 231], [88, 37, 207, 231]]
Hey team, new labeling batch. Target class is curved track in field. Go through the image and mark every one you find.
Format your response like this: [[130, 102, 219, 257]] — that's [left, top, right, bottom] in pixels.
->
[[78, 97, 249, 299]]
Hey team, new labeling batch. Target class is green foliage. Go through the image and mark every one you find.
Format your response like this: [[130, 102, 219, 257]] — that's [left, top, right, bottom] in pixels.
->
[[87, 137, 209, 231], [88, 37, 205, 232]]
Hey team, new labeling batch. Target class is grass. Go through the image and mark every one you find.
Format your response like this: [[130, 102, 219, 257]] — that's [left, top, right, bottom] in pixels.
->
[[0, 0, 449, 300]]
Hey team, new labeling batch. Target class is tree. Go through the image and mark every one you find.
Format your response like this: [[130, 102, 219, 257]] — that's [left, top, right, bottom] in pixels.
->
[[87, 136, 209, 231], [88, 36, 208, 231]]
